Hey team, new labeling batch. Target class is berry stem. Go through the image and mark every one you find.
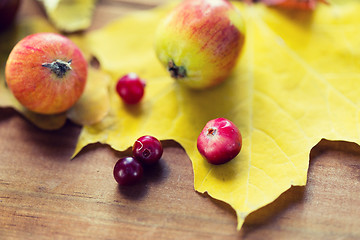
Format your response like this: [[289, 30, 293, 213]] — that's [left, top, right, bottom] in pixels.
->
[[207, 127, 217, 136], [42, 59, 72, 78]]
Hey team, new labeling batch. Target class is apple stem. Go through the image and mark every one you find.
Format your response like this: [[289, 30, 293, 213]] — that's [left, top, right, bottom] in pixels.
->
[[168, 60, 186, 79], [42, 59, 72, 78]]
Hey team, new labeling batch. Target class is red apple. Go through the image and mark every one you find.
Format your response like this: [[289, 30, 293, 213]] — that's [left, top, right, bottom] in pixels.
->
[[155, 0, 246, 89], [0, 0, 20, 31], [5, 33, 88, 114], [197, 118, 242, 165]]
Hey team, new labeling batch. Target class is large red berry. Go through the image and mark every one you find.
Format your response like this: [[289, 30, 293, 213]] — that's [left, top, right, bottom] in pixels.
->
[[113, 157, 144, 185], [132, 135, 163, 165], [197, 118, 242, 165], [116, 73, 145, 104]]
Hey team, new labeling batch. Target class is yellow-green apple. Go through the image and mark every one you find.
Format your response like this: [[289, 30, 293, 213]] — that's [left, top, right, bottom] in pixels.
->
[[5, 32, 87, 114], [154, 0, 245, 89]]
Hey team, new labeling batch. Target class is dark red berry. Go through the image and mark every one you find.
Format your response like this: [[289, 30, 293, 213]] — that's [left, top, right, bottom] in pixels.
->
[[116, 73, 145, 104], [113, 157, 143, 185], [0, 0, 20, 31], [133, 135, 163, 165]]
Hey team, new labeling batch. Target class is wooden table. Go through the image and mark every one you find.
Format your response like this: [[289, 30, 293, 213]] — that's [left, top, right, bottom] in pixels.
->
[[1, 1, 360, 239]]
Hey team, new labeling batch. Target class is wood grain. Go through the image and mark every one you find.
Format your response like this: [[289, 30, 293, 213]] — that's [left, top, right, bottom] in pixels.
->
[[1, 1, 360, 239]]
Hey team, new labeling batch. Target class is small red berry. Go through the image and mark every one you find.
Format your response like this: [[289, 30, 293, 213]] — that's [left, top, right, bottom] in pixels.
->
[[116, 73, 145, 104], [197, 118, 242, 165], [113, 157, 144, 185], [133, 135, 163, 165]]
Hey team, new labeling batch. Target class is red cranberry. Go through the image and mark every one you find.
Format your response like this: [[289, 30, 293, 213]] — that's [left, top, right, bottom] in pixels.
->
[[113, 157, 143, 185], [116, 73, 145, 104], [197, 118, 242, 165], [133, 135, 163, 165]]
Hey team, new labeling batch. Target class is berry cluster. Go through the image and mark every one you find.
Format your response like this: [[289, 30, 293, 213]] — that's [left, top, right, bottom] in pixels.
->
[[114, 74, 163, 185], [113, 135, 163, 185], [114, 74, 242, 184]]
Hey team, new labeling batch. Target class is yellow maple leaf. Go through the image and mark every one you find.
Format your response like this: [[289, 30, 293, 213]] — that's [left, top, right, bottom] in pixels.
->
[[67, 67, 111, 125], [74, 0, 360, 230], [38, 0, 96, 32]]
